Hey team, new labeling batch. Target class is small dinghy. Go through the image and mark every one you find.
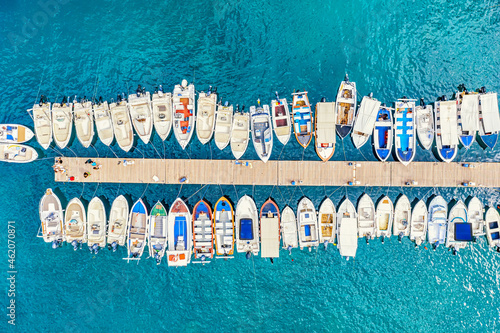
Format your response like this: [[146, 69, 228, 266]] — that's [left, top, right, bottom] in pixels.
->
[[250, 101, 273, 163], [235, 195, 259, 258], [192, 199, 214, 263], [0, 124, 34, 144], [271, 93, 291, 145], [467, 197, 485, 237], [31, 98, 52, 149], [291, 91, 313, 148], [128, 87, 153, 144], [73, 98, 94, 148], [260, 198, 280, 259], [394, 99, 416, 165], [127, 199, 148, 260], [415, 99, 434, 150], [434, 99, 458, 163], [409, 200, 428, 247], [337, 198, 358, 259], [314, 99, 336, 161], [87, 197, 106, 254], [427, 196, 448, 249], [446, 200, 472, 254], [213, 196, 234, 258], [214, 102, 233, 150], [230, 106, 250, 159], [107, 195, 129, 251], [167, 198, 192, 266], [110, 97, 134, 152], [297, 197, 318, 250], [357, 193, 376, 242], [51, 98, 73, 149], [318, 198, 336, 248], [148, 201, 168, 264], [172, 80, 195, 149], [39, 188, 64, 248], [478, 89, 500, 149], [65, 198, 87, 250], [93, 99, 114, 146], [0, 144, 38, 163], [281, 206, 298, 253], [456, 89, 479, 149], [375, 196, 393, 242], [335, 75, 357, 139], [152, 85, 172, 141], [485, 207, 500, 251], [351, 94, 380, 148], [393, 195, 411, 241], [373, 105, 393, 161], [196, 87, 217, 144]]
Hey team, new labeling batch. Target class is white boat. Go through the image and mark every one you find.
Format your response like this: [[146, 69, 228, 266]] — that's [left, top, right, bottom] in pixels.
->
[[281, 206, 298, 253], [484, 207, 500, 250], [260, 198, 280, 259], [148, 201, 168, 264], [128, 88, 153, 144], [335, 75, 357, 139], [318, 198, 336, 247], [375, 196, 393, 242], [31, 100, 52, 149], [271, 94, 291, 145], [152, 86, 172, 141], [250, 102, 273, 163], [0, 124, 34, 144], [230, 107, 250, 160], [196, 88, 217, 144], [127, 199, 148, 260], [167, 198, 192, 266], [73, 99, 94, 148], [357, 193, 376, 242], [192, 199, 214, 263], [337, 198, 358, 259], [109, 99, 134, 152], [172, 80, 195, 149], [446, 200, 471, 254], [0, 144, 38, 163], [394, 99, 416, 166], [434, 100, 458, 163], [314, 100, 336, 161], [65, 198, 87, 250], [478, 90, 500, 149], [409, 200, 428, 246], [351, 94, 380, 148], [107, 195, 129, 251], [297, 197, 318, 250], [468, 197, 485, 237], [87, 197, 107, 254], [214, 103, 233, 150], [373, 106, 393, 161], [235, 195, 259, 257], [39, 188, 64, 248], [427, 196, 448, 249], [213, 196, 235, 258], [51, 99, 73, 149], [291, 91, 313, 148], [93, 100, 114, 146], [415, 99, 434, 150], [393, 195, 411, 241], [456, 91, 479, 149]]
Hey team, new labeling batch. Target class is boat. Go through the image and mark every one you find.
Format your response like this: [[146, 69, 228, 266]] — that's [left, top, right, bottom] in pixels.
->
[[375, 196, 393, 242], [297, 197, 318, 250], [0, 144, 38, 163], [357, 193, 376, 242], [478, 88, 500, 149], [281, 206, 298, 253], [172, 80, 195, 149], [93, 100, 114, 146], [291, 91, 313, 148], [373, 105, 393, 161], [109, 97, 134, 152], [337, 198, 358, 259], [107, 195, 129, 251], [230, 106, 250, 159], [394, 99, 416, 165], [213, 196, 235, 258], [51, 98, 73, 149], [64, 198, 87, 250], [271, 93, 291, 145], [409, 200, 428, 246], [335, 75, 357, 139], [415, 99, 434, 150], [314, 99, 336, 161], [446, 200, 472, 254], [351, 94, 381, 148], [73, 98, 94, 148], [128, 88, 153, 144], [0, 124, 34, 144], [467, 197, 485, 237], [456, 89, 479, 149], [192, 199, 214, 263], [87, 197, 107, 254], [31, 98, 52, 149], [167, 198, 192, 266], [250, 101, 273, 163], [196, 87, 217, 144], [39, 188, 64, 248], [152, 86, 172, 141], [214, 102, 233, 150], [484, 207, 500, 250], [318, 198, 336, 247], [427, 196, 448, 249], [127, 199, 148, 260], [148, 201, 168, 264], [260, 198, 280, 259], [235, 195, 259, 257], [434, 99, 458, 163], [393, 195, 411, 241]]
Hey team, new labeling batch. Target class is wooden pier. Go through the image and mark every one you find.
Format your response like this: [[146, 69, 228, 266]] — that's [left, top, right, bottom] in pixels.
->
[[53, 158, 500, 187]]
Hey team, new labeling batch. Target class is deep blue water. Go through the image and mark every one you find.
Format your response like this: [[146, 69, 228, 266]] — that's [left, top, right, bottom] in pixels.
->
[[1, 0, 500, 331]]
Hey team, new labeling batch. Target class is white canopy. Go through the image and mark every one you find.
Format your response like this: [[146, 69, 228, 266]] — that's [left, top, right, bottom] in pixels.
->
[[439, 101, 459, 146], [338, 217, 358, 257], [316, 102, 336, 143], [260, 217, 280, 258], [461, 94, 479, 132], [480, 93, 500, 133], [353, 97, 381, 134]]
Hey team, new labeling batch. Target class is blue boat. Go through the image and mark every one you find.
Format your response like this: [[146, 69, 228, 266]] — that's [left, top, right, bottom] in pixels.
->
[[373, 106, 393, 161], [167, 198, 192, 266], [291, 91, 312, 148], [127, 198, 148, 260], [394, 99, 416, 165], [478, 90, 500, 149]]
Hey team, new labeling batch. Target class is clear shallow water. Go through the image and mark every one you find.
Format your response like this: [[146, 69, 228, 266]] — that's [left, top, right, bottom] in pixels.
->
[[1, 0, 500, 331]]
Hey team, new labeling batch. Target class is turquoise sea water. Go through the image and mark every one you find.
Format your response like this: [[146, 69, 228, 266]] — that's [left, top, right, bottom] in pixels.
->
[[1, 0, 500, 331]]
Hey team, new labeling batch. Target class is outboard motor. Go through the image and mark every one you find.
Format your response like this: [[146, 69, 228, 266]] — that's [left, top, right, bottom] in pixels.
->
[[419, 98, 425, 107], [365, 236, 370, 245], [433, 243, 438, 251], [241, 105, 245, 112], [201, 255, 206, 264], [287, 245, 292, 255], [324, 240, 329, 249], [159, 85, 163, 93], [480, 86, 486, 94], [98, 96, 103, 105], [213, 87, 217, 94], [136, 85, 142, 97], [62, 96, 68, 105], [181, 79, 188, 89], [207, 86, 212, 96], [381, 235, 385, 244], [270, 258, 274, 264], [122, 93, 126, 101], [92, 243, 99, 254], [398, 232, 403, 243], [82, 96, 87, 103], [245, 251, 251, 260], [117, 94, 122, 103], [275, 91, 280, 101], [369, 92, 373, 98], [496, 246, 500, 253], [132, 252, 138, 258], [321, 97, 326, 103], [142, 86, 146, 95], [224, 101, 229, 107], [441, 95, 447, 101], [235, 104, 239, 112], [71, 240, 78, 251], [345, 74, 349, 82], [308, 246, 312, 252], [52, 240, 58, 249], [452, 247, 457, 256]]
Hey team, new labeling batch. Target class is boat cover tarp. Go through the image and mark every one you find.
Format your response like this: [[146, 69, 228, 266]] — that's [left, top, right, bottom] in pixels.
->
[[480, 93, 500, 133], [240, 218, 253, 240], [339, 217, 358, 257], [260, 217, 280, 258], [353, 97, 381, 134], [461, 94, 479, 132], [455, 223, 473, 241], [439, 101, 459, 146], [316, 102, 336, 142]]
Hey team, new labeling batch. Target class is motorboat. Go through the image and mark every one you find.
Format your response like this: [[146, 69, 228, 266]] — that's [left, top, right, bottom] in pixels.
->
[[73, 98, 94, 148], [127, 199, 148, 260], [318, 198, 336, 248], [196, 87, 217, 144], [65, 198, 87, 250], [107, 195, 129, 251], [250, 101, 273, 163], [394, 99, 416, 165], [485, 207, 500, 250], [373, 105, 393, 161], [434, 99, 458, 163], [393, 195, 411, 241], [213, 196, 234, 258], [335, 75, 357, 139], [51, 98, 73, 149], [271, 93, 291, 145], [409, 200, 428, 247], [0, 124, 34, 144], [260, 198, 280, 259], [214, 102, 233, 150], [291, 91, 312, 148], [281, 206, 298, 253], [0, 144, 38, 163], [351, 94, 380, 148], [456, 89, 479, 149], [478, 88, 500, 149], [38, 188, 64, 248], [297, 197, 318, 250], [152, 85, 172, 141], [128, 87, 153, 144], [192, 199, 214, 263], [337, 198, 358, 259], [172, 80, 195, 149], [109, 97, 134, 152], [93, 99, 114, 146], [167, 198, 192, 266], [375, 196, 393, 242], [427, 196, 448, 249], [446, 200, 472, 254], [31, 98, 52, 149], [148, 201, 168, 264], [230, 106, 249, 159], [357, 193, 376, 242], [235, 195, 259, 257], [87, 197, 106, 254], [314, 99, 336, 161], [467, 197, 485, 237], [415, 99, 434, 150]]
